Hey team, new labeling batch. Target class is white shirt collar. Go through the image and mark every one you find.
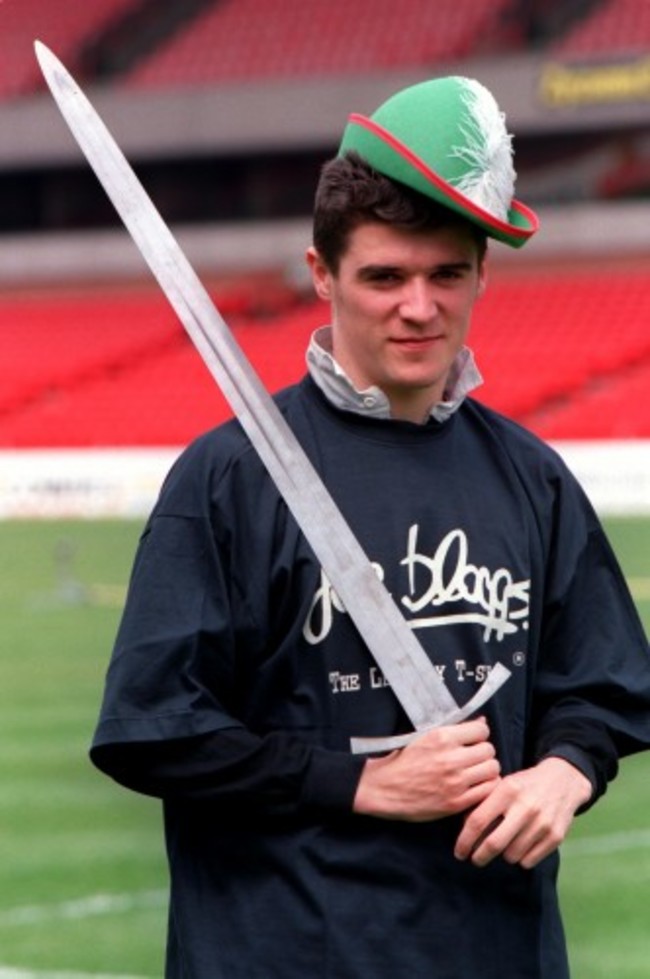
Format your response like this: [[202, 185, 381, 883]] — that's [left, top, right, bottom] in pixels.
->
[[306, 326, 482, 423]]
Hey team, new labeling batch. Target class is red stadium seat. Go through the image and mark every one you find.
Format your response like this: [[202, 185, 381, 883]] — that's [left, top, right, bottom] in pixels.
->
[[0, 265, 648, 448], [0, 0, 139, 99], [122, 0, 511, 89], [551, 0, 650, 58], [0, 287, 322, 447]]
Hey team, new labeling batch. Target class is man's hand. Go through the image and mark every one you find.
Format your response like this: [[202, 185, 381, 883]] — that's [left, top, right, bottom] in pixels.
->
[[454, 756, 593, 869], [353, 717, 500, 822]]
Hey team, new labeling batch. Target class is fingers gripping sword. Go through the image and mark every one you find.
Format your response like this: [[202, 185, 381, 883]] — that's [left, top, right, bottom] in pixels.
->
[[35, 42, 510, 753]]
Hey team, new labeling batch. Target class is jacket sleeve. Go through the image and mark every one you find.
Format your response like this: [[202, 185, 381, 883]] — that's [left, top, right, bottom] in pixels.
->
[[91, 728, 365, 816], [530, 472, 650, 807], [90, 436, 365, 817]]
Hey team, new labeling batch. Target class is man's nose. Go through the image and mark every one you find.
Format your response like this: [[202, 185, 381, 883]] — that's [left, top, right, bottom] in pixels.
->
[[399, 279, 437, 322]]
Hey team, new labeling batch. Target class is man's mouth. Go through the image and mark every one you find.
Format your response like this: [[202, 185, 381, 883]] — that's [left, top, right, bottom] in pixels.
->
[[391, 335, 443, 349]]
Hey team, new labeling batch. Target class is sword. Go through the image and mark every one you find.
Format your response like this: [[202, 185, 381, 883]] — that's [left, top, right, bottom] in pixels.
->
[[35, 41, 510, 752]]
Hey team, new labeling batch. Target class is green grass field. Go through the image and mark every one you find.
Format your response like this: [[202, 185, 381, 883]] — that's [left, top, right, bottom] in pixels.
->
[[0, 517, 648, 978]]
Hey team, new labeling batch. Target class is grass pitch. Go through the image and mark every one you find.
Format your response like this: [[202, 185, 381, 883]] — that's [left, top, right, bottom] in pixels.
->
[[0, 517, 648, 978]]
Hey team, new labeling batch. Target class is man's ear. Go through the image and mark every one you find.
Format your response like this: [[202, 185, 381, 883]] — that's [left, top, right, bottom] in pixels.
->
[[306, 246, 332, 302]]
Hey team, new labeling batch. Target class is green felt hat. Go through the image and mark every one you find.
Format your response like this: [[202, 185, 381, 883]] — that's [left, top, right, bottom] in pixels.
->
[[339, 76, 538, 248]]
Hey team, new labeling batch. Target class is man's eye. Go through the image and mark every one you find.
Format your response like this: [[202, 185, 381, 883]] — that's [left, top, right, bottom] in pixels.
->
[[369, 271, 400, 284], [434, 268, 461, 282]]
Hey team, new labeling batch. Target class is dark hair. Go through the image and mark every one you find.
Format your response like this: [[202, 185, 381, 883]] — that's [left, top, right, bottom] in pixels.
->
[[313, 151, 487, 273]]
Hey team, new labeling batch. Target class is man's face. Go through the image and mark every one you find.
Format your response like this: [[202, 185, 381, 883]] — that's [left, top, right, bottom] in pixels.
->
[[308, 221, 486, 423]]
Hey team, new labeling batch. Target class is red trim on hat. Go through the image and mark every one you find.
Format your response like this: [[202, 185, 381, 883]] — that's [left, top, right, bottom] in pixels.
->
[[348, 113, 538, 240]]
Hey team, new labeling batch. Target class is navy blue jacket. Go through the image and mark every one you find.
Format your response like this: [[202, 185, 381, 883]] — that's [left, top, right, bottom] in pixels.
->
[[92, 377, 650, 979]]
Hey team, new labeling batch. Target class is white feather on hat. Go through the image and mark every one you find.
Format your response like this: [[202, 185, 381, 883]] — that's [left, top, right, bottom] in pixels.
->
[[447, 78, 516, 223]]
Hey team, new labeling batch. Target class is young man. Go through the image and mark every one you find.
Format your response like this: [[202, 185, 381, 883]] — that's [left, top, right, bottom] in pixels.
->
[[91, 77, 650, 978]]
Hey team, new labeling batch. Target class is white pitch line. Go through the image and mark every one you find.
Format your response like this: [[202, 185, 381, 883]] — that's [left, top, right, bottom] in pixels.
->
[[0, 970, 151, 979], [628, 576, 650, 601], [0, 832, 648, 979], [0, 890, 166, 928], [563, 827, 650, 857], [0, 970, 150, 979]]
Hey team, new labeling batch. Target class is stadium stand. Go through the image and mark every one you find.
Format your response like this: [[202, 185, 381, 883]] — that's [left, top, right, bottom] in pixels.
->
[[122, 0, 512, 88], [0, 287, 317, 447], [471, 267, 650, 439], [0, 0, 139, 99], [0, 0, 523, 99], [6, 0, 617, 102], [534, 361, 650, 439], [550, 0, 650, 56], [0, 0, 647, 461], [1, 263, 648, 448]]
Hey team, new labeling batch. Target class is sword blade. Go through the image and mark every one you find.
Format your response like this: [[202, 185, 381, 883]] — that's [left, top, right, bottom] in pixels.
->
[[35, 41, 508, 736]]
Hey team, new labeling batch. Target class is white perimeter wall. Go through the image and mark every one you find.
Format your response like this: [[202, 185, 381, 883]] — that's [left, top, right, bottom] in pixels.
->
[[0, 441, 648, 520]]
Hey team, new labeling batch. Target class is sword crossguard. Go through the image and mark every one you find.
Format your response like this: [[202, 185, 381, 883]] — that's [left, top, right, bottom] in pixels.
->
[[350, 662, 512, 754]]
